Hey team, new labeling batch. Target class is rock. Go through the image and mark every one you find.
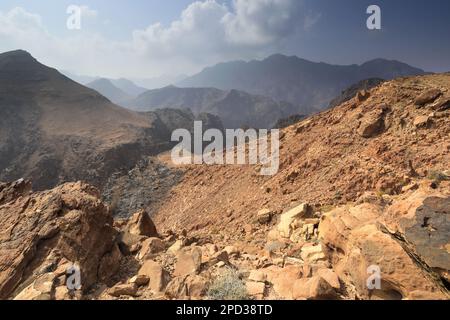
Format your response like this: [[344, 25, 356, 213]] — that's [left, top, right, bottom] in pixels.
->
[[13, 273, 56, 300], [224, 246, 240, 258], [413, 115, 430, 128], [358, 108, 386, 138], [185, 275, 208, 298], [0, 182, 120, 299], [54, 286, 70, 300], [248, 270, 267, 283], [256, 209, 273, 224], [129, 275, 150, 287], [319, 193, 449, 300], [415, 89, 442, 106], [317, 268, 340, 289], [356, 90, 370, 102], [127, 210, 158, 237], [174, 247, 203, 277], [0, 179, 32, 206], [383, 187, 450, 285], [167, 239, 185, 255], [300, 244, 326, 264], [118, 231, 146, 255], [165, 276, 188, 299], [108, 283, 138, 297], [98, 244, 122, 282], [246, 281, 265, 299], [138, 237, 166, 259], [263, 265, 303, 299], [138, 260, 170, 293], [277, 203, 313, 238], [293, 276, 337, 300]]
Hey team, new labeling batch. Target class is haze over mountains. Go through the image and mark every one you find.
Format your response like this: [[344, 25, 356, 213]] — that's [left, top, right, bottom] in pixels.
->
[[127, 86, 296, 128], [178, 54, 426, 113]]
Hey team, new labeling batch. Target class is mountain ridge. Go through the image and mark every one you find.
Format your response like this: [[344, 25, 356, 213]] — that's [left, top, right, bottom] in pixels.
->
[[178, 54, 426, 114]]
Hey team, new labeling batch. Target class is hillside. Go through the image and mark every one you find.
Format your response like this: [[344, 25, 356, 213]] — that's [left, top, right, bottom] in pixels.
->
[[178, 54, 426, 114], [0, 50, 219, 191], [127, 86, 296, 128]]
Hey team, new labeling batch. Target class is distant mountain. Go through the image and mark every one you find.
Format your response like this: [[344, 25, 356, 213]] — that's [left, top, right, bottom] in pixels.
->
[[110, 78, 147, 97], [328, 78, 385, 108], [86, 78, 132, 104], [127, 86, 297, 128], [178, 54, 426, 113], [0, 50, 219, 190], [132, 74, 188, 90], [60, 70, 98, 85]]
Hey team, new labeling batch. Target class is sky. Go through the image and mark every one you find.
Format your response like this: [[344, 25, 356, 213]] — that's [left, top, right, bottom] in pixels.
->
[[0, 0, 449, 78]]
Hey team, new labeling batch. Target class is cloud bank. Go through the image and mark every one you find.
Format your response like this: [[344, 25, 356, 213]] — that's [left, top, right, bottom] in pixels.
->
[[0, 0, 319, 78]]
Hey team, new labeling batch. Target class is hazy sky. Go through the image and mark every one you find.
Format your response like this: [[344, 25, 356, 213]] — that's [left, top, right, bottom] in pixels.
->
[[0, 0, 449, 78]]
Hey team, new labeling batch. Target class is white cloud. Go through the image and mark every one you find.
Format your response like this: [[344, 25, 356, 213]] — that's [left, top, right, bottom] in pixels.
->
[[0, 1, 319, 78]]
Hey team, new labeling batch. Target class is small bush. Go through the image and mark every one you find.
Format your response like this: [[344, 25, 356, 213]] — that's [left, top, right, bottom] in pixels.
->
[[207, 268, 248, 300]]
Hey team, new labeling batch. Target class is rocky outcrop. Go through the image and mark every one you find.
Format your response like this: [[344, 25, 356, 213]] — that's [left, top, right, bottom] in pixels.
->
[[0, 181, 121, 299], [319, 183, 450, 300]]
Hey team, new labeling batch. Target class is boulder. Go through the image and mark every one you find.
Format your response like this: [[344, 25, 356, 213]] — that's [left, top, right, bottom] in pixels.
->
[[246, 281, 265, 300], [413, 115, 430, 128], [138, 237, 166, 259], [127, 210, 158, 237], [277, 203, 313, 238], [293, 276, 337, 300], [256, 209, 273, 224], [174, 247, 203, 277], [0, 182, 120, 299], [415, 89, 442, 106], [108, 283, 138, 297], [138, 260, 170, 293], [319, 190, 449, 300], [129, 275, 150, 287], [358, 108, 386, 138], [300, 244, 327, 264], [167, 239, 185, 255], [13, 273, 56, 300]]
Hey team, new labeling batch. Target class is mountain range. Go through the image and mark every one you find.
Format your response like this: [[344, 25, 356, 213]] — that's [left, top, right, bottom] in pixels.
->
[[126, 86, 296, 128], [178, 54, 426, 114], [0, 50, 219, 190]]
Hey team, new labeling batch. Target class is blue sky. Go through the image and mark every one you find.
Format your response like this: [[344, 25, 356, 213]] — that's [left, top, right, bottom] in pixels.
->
[[0, 0, 449, 78]]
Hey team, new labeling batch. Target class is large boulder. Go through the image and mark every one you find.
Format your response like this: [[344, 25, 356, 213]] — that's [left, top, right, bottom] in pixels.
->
[[0, 182, 121, 299], [318, 185, 449, 300], [276, 203, 313, 238]]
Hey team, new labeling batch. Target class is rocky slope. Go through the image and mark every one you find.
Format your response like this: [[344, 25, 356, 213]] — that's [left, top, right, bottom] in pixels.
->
[[127, 86, 296, 129], [178, 54, 425, 114], [0, 72, 448, 301]]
